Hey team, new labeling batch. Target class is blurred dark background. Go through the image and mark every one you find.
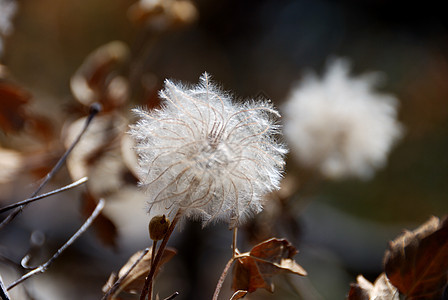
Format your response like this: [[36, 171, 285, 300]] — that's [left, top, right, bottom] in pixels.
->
[[1, 0, 448, 299]]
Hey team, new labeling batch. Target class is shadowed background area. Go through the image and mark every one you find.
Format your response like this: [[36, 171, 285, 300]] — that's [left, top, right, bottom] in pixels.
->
[[1, 0, 447, 299]]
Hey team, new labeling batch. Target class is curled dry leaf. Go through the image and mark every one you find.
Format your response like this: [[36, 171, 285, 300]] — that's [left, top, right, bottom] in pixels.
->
[[230, 290, 248, 300], [128, 0, 198, 30], [232, 238, 307, 293], [0, 78, 31, 133], [384, 215, 448, 299], [348, 273, 399, 300], [70, 41, 130, 111], [64, 113, 132, 198], [103, 247, 177, 298]]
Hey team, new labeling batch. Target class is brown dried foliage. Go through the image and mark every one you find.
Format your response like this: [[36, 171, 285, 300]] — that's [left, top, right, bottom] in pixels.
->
[[232, 238, 307, 293], [103, 248, 176, 299], [348, 273, 398, 300], [70, 41, 130, 112], [384, 215, 448, 299], [0, 80, 31, 133], [349, 215, 448, 300]]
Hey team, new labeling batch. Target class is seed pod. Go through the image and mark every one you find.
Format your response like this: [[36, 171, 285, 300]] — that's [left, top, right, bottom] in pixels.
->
[[148, 215, 170, 241]]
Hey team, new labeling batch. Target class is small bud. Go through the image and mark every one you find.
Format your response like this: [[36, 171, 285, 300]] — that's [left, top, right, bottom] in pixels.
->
[[149, 215, 170, 241]]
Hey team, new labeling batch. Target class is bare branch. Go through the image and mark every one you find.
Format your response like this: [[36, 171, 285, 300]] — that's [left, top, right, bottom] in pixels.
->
[[6, 199, 105, 290], [0, 103, 101, 229], [0, 274, 10, 300], [163, 292, 179, 300], [0, 177, 88, 214]]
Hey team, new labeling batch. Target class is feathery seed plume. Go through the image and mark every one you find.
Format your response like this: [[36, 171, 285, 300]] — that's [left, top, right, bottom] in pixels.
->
[[129, 73, 286, 227]]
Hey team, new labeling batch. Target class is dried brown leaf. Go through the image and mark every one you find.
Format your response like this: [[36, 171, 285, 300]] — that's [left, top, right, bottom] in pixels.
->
[[70, 41, 129, 111], [348, 274, 399, 300], [81, 192, 118, 248], [108, 248, 176, 297], [230, 290, 248, 300], [0, 80, 31, 133], [128, 0, 198, 30], [384, 215, 448, 299], [64, 113, 129, 198], [232, 238, 307, 293]]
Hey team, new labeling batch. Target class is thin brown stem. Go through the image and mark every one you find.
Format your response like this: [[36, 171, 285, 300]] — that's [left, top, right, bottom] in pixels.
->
[[150, 240, 158, 267], [232, 227, 238, 257], [140, 211, 182, 300], [212, 227, 239, 300], [148, 239, 158, 300], [212, 256, 236, 300], [102, 247, 150, 300]]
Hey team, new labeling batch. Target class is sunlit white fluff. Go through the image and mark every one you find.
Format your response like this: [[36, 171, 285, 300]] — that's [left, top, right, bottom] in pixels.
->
[[283, 59, 403, 180], [129, 73, 286, 227]]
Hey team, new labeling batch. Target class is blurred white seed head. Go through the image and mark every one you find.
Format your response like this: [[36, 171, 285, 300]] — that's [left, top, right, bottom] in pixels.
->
[[283, 58, 403, 180], [129, 73, 286, 227]]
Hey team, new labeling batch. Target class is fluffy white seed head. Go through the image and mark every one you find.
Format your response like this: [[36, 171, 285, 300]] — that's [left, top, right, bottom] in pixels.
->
[[129, 73, 286, 227], [283, 58, 403, 180]]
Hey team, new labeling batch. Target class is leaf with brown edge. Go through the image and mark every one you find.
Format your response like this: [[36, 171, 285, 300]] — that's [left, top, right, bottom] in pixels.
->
[[384, 215, 448, 299], [103, 247, 176, 298], [70, 41, 129, 111], [81, 192, 118, 249], [232, 238, 307, 293], [230, 290, 247, 300], [64, 113, 129, 198], [0, 80, 31, 133], [348, 273, 399, 300]]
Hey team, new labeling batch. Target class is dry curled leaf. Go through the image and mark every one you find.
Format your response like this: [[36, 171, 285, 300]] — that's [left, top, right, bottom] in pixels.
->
[[70, 41, 130, 111], [103, 247, 176, 298], [230, 290, 248, 300], [348, 273, 399, 300], [0, 79, 31, 133], [64, 113, 132, 198], [128, 0, 198, 30], [232, 238, 307, 293], [81, 192, 118, 248], [384, 215, 448, 299]]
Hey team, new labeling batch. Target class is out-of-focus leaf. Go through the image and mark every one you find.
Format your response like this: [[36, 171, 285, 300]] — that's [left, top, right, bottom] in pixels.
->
[[27, 114, 55, 144], [384, 215, 448, 299], [81, 192, 118, 248], [0, 80, 31, 133], [348, 274, 399, 300], [232, 238, 307, 293], [0, 67, 54, 142], [104, 247, 176, 298], [0, 147, 22, 183], [128, 0, 198, 30], [70, 41, 129, 111], [230, 290, 247, 300], [64, 113, 130, 198]]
